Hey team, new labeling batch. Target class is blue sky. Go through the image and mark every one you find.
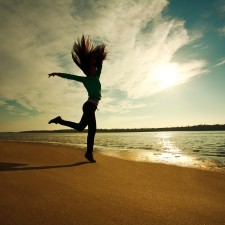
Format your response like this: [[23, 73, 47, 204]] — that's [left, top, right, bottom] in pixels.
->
[[0, 0, 225, 132]]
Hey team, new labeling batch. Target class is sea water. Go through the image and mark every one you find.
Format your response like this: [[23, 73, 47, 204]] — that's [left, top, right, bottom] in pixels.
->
[[0, 131, 225, 171]]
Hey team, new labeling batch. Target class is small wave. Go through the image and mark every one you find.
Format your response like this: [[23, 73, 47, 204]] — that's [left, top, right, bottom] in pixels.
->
[[192, 150, 201, 152], [201, 153, 225, 158]]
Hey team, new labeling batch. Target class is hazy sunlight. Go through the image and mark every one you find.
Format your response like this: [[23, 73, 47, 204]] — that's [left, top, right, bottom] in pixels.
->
[[157, 63, 180, 89]]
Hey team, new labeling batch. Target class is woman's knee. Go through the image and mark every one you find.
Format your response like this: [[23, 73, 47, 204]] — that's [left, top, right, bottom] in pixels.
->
[[76, 124, 86, 131]]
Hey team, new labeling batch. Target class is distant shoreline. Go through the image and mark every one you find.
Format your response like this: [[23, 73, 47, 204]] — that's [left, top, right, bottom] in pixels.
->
[[5, 124, 224, 133]]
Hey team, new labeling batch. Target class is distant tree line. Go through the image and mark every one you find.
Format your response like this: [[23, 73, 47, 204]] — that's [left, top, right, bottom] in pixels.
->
[[20, 124, 225, 133]]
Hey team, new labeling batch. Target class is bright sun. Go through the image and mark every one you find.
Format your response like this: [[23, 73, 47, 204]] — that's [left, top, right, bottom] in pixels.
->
[[157, 63, 180, 89]]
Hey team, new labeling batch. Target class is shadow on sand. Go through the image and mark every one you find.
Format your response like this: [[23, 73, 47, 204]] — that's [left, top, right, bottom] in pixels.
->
[[0, 161, 90, 172]]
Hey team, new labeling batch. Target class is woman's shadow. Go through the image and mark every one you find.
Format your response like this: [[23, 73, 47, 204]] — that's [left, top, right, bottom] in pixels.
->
[[0, 161, 90, 172]]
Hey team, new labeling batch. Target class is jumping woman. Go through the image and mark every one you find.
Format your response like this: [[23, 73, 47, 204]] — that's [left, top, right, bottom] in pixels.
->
[[48, 35, 108, 163]]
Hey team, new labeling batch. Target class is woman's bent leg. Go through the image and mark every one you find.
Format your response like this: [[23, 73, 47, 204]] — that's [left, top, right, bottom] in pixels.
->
[[59, 118, 87, 131], [58, 107, 89, 131]]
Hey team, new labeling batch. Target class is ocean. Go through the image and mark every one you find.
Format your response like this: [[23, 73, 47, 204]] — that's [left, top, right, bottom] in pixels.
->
[[0, 131, 225, 171]]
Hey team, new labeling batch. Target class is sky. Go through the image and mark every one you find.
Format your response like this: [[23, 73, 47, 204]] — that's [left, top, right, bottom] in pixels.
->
[[0, 0, 225, 132]]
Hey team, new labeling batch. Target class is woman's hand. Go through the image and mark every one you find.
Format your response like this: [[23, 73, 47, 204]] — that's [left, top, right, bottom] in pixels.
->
[[48, 72, 59, 78]]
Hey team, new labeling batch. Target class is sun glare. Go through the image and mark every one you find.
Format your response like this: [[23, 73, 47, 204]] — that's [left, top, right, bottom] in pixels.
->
[[157, 63, 180, 89]]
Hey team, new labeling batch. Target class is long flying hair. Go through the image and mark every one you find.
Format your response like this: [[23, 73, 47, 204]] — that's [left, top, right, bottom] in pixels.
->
[[71, 35, 108, 76]]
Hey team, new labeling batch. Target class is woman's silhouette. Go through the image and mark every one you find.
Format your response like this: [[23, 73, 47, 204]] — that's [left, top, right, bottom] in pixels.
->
[[48, 35, 108, 163]]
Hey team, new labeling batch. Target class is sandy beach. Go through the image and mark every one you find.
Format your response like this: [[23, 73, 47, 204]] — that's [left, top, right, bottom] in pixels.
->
[[0, 141, 225, 225]]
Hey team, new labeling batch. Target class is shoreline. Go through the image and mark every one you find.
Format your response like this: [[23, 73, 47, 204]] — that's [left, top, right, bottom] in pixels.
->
[[1, 139, 225, 173], [1, 141, 225, 225]]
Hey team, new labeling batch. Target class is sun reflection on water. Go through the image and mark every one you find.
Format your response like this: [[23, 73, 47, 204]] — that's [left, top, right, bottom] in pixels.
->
[[156, 132, 181, 153], [151, 132, 196, 166], [100, 132, 200, 168]]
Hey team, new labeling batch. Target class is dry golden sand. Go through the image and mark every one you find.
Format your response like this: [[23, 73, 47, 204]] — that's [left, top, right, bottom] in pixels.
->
[[0, 141, 225, 225]]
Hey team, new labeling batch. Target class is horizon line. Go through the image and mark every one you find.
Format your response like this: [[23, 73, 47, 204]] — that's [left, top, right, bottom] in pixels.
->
[[1, 123, 223, 133]]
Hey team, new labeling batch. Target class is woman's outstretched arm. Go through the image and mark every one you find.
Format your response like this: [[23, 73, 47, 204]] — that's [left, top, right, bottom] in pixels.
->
[[48, 72, 85, 83]]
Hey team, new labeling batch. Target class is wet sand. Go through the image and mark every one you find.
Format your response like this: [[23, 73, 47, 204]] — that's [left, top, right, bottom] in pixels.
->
[[0, 141, 225, 225]]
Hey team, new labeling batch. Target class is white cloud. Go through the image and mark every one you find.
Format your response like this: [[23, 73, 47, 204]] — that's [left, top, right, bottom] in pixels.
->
[[0, 0, 207, 130], [100, 98, 146, 113], [215, 59, 225, 67], [0, 0, 88, 120], [102, 17, 206, 99], [98, 114, 154, 129], [218, 26, 225, 36]]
